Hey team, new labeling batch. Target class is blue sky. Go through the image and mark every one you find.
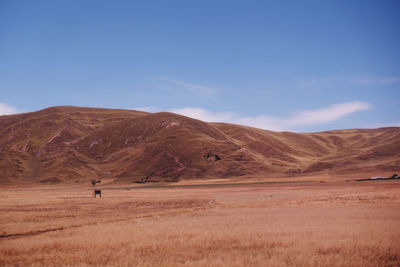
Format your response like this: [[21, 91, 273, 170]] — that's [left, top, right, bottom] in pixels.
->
[[0, 0, 399, 132]]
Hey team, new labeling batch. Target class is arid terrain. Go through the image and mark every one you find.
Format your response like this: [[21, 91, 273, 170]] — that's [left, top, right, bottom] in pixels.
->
[[1, 106, 399, 266], [1, 106, 399, 184], [1, 178, 399, 266], [2, 0, 399, 265]]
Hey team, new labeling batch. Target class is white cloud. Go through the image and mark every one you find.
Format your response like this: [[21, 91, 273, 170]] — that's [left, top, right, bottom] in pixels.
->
[[235, 115, 284, 131], [170, 107, 234, 122], [168, 101, 372, 131], [0, 103, 20, 116], [134, 106, 161, 113], [285, 101, 372, 126]]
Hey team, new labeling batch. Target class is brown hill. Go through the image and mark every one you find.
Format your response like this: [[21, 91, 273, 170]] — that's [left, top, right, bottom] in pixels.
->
[[0, 106, 399, 184]]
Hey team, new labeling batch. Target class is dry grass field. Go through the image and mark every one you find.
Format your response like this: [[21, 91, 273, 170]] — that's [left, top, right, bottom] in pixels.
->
[[1, 179, 400, 266]]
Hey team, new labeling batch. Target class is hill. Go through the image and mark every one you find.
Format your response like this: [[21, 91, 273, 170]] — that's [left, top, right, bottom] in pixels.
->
[[0, 106, 399, 183]]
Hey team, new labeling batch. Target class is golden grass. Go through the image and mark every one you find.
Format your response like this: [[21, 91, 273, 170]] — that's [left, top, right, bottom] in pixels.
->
[[1, 180, 400, 266]]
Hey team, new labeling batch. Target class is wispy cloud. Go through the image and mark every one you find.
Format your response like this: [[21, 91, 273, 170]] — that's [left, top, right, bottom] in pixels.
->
[[170, 107, 234, 122], [169, 101, 372, 131], [0, 103, 21, 116], [378, 77, 400, 84], [134, 106, 161, 113], [235, 115, 285, 131], [362, 121, 400, 129], [298, 75, 400, 90], [152, 76, 216, 97], [345, 75, 400, 85], [170, 80, 215, 96], [285, 101, 372, 126]]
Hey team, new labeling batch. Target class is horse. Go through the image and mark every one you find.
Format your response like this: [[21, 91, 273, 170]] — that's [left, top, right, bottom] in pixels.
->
[[93, 190, 102, 198]]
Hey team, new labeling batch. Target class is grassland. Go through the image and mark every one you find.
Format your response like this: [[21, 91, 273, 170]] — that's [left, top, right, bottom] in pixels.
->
[[2, 106, 399, 183], [1, 179, 399, 266]]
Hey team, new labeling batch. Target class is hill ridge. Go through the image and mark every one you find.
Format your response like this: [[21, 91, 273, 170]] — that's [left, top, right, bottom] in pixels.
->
[[1, 106, 399, 183]]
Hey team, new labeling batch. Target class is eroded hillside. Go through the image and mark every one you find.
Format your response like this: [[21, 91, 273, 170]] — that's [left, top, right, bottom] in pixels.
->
[[0, 106, 399, 183]]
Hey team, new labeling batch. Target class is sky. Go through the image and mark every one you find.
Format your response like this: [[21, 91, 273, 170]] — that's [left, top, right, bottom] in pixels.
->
[[0, 0, 399, 132]]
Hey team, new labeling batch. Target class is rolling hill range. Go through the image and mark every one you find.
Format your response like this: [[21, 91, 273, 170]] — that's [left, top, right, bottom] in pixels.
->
[[0, 106, 399, 184]]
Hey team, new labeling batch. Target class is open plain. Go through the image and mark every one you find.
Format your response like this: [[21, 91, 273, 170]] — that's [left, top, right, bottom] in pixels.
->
[[1, 178, 399, 266], [2, 0, 400, 265]]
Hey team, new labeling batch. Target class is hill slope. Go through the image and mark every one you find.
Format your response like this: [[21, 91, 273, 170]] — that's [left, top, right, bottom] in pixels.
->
[[0, 106, 399, 183]]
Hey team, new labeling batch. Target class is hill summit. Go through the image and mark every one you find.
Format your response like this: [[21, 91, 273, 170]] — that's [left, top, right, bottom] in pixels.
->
[[0, 106, 399, 183]]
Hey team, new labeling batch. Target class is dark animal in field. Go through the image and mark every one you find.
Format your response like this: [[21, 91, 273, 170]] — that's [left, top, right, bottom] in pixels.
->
[[93, 190, 101, 198]]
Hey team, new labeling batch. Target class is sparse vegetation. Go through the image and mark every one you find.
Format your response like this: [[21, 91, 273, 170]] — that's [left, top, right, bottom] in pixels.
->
[[1, 107, 399, 183], [1, 180, 399, 266]]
